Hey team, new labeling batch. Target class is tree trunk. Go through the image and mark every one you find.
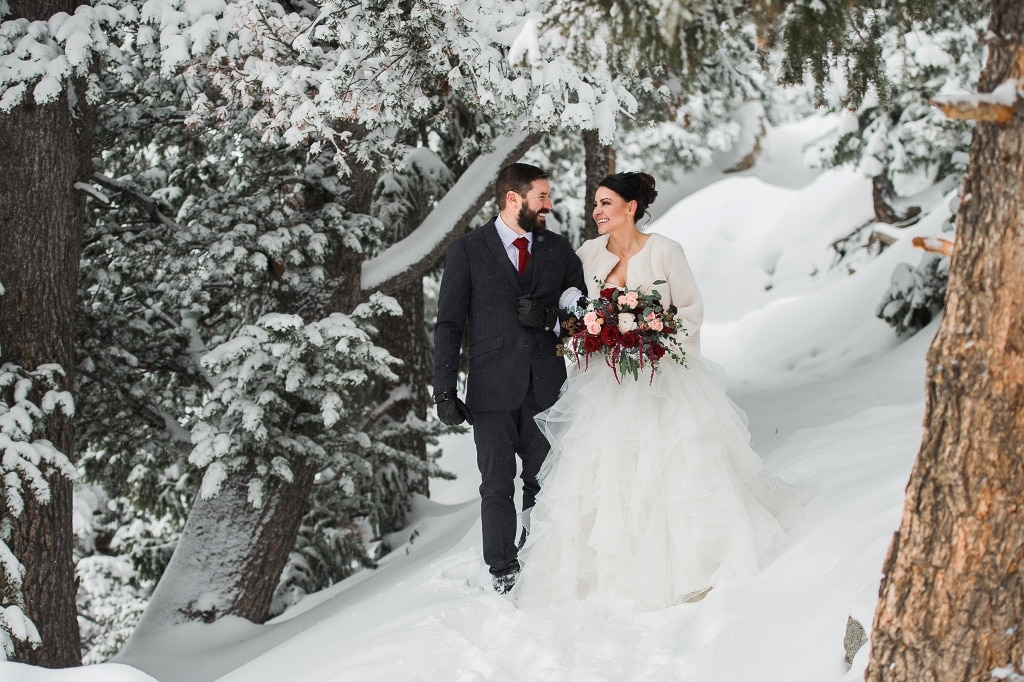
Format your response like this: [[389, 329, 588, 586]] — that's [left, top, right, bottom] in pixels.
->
[[129, 460, 316, 635], [379, 283, 430, 500], [364, 131, 542, 295], [582, 130, 615, 241], [872, 174, 920, 225], [865, 3, 1024, 679], [0, 2, 92, 667]]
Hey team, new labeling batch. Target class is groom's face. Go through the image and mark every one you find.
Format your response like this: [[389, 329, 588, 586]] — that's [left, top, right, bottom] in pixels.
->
[[517, 179, 553, 233]]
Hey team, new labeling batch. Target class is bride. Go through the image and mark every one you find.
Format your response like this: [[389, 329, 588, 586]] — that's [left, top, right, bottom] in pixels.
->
[[514, 171, 792, 609]]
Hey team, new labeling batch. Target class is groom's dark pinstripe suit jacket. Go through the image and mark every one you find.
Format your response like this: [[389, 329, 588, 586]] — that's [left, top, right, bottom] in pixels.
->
[[433, 218, 585, 413]]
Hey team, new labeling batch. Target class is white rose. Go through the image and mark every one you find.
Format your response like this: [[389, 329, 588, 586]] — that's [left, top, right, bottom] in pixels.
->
[[617, 313, 637, 333]]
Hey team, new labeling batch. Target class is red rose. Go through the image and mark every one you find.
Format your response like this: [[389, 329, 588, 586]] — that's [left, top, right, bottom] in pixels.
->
[[583, 334, 603, 353], [600, 325, 620, 347], [649, 343, 666, 360], [620, 331, 640, 348], [599, 286, 618, 301]]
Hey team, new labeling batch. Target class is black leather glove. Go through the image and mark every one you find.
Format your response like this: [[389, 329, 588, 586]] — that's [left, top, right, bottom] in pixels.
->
[[434, 390, 473, 426], [518, 296, 558, 331]]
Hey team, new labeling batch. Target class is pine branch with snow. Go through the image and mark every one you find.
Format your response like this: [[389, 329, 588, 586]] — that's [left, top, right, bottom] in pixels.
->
[[190, 297, 401, 503], [0, 363, 78, 657], [876, 252, 950, 337]]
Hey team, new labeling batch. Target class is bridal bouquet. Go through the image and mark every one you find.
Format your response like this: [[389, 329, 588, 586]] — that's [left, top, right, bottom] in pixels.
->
[[558, 282, 687, 382]]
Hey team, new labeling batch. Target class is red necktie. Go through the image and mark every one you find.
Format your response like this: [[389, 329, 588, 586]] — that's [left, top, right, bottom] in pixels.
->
[[513, 236, 530, 275]]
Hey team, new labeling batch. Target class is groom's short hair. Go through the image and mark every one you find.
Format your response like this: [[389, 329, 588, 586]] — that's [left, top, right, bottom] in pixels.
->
[[496, 163, 549, 209]]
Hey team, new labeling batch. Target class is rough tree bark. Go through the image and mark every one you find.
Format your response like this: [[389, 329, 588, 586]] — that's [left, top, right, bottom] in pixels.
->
[[582, 130, 616, 241], [865, 2, 1024, 679], [0, 1, 93, 667]]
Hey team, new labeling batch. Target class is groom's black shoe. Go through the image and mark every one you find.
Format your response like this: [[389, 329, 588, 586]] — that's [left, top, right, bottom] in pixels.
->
[[491, 563, 520, 595]]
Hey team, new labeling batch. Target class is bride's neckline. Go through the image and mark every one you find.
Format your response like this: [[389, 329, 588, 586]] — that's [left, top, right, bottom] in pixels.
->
[[601, 234, 652, 288], [604, 233, 651, 261]]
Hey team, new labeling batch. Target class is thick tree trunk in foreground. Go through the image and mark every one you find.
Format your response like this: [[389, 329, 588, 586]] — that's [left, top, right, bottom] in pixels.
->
[[0, 2, 92, 667], [865, 2, 1024, 679], [582, 130, 616, 241]]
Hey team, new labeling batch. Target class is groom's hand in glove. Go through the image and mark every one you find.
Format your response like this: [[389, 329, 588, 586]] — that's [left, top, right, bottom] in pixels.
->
[[433, 390, 473, 426], [518, 295, 558, 332]]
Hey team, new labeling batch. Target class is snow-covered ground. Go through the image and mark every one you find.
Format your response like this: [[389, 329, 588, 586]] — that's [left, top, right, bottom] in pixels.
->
[[1, 113, 952, 681]]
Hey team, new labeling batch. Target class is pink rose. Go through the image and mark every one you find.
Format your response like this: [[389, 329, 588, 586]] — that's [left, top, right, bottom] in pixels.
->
[[583, 311, 603, 334]]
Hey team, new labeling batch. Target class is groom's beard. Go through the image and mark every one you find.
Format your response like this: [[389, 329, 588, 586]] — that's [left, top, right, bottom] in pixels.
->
[[518, 205, 549, 233]]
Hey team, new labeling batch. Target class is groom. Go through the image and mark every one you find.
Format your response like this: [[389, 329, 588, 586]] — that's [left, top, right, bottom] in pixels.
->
[[433, 162, 585, 594]]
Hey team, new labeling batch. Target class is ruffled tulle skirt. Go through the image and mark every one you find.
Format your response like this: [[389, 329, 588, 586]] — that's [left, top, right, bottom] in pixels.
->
[[514, 357, 793, 610]]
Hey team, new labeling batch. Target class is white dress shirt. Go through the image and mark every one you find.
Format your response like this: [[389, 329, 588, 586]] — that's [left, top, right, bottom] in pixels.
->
[[493, 216, 582, 330]]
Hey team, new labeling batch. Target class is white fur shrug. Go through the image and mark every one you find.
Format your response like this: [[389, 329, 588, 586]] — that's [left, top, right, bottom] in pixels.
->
[[576, 233, 703, 357]]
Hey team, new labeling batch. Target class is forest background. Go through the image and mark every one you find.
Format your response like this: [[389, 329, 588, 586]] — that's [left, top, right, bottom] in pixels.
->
[[1, 1, 1022, 680]]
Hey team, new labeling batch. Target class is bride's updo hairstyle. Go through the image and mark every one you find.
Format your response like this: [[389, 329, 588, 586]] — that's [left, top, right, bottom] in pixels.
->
[[598, 172, 658, 223]]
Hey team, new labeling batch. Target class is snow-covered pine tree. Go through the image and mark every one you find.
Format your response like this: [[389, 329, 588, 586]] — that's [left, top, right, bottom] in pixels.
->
[[73, 484, 152, 664], [3, 0, 561, 650], [875, 251, 951, 336], [815, 4, 984, 214], [72, 7, 455, 637], [792, 2, 983, 332], [0, 365, 79, 663], [528, 0, 776, 238], [156, 0, 745, 636]]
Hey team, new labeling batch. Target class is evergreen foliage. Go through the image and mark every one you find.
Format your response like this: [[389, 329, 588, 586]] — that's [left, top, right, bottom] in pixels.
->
[[66, 1, 456, 648], [0, 364, 77, 656], [73, 485, 153, 664], [876, 252, 950, 337], [810, 4, 984, 195], [770, 0, 975, 108]]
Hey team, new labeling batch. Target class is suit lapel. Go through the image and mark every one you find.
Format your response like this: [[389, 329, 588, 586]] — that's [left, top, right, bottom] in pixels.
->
[[481, 220, 524, 292], [524, 231, 552, 294]]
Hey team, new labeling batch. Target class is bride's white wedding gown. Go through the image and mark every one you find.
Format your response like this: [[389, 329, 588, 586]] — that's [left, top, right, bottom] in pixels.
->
[[515, 234, 795, 609], [514, 341, 793, 610]]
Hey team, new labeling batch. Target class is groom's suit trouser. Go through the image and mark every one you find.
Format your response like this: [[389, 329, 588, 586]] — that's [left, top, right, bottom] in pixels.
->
[[473, 379, 549, 574]]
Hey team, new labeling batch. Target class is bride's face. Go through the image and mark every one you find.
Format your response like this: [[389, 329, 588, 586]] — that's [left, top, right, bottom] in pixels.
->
[[593, 187, 637, 236]]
